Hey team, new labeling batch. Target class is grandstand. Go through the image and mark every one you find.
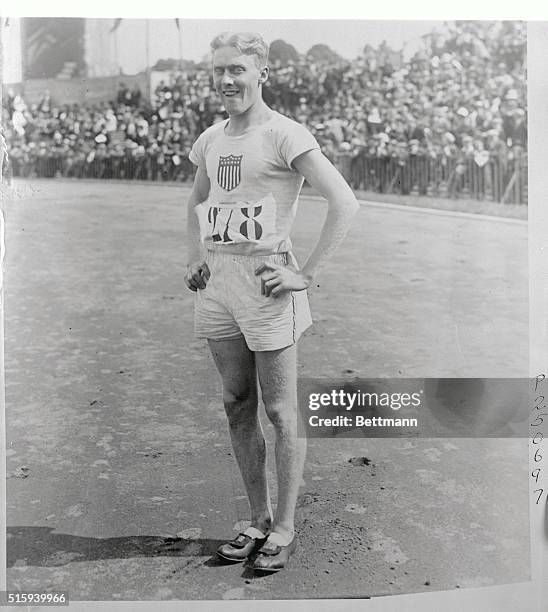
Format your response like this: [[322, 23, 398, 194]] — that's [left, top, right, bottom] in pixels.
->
[[2, 20, 527, 204]]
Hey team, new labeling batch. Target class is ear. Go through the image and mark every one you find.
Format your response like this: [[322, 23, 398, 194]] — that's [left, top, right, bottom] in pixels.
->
[[258, 66, 269, 84]]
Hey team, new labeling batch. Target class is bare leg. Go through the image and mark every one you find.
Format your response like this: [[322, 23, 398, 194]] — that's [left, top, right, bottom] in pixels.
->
[[255, 343, 306, 543], [208, 337, 272, 532]]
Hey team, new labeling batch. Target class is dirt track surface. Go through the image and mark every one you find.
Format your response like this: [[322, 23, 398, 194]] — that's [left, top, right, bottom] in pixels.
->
[[4, 180, 529, 601]]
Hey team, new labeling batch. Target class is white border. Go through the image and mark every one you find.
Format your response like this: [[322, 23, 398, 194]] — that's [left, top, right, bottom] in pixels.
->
[[1, 7, 545, 612]]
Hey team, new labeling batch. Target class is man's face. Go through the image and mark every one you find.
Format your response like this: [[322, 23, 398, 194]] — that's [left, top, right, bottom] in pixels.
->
[[212, 46, 267, 116]]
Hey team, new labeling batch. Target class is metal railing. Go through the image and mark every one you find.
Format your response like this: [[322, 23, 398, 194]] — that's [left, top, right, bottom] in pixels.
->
[[8, 150, 528, 205], [341, 151, 528, 205], [8, 153, 195, 183]]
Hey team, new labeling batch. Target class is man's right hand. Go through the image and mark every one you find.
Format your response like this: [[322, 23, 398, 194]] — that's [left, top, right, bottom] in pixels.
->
[[184, 261, 211, 291]]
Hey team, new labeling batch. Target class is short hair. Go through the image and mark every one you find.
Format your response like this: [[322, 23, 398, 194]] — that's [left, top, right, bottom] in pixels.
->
[[210, 32, 269, 68]]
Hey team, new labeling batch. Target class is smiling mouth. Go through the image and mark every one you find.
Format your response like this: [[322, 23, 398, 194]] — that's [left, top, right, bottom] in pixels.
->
[[223, 90, 239, 97]]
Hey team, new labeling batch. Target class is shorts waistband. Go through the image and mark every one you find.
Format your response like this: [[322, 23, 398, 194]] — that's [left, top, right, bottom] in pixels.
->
[[205, 250, 289, 266]]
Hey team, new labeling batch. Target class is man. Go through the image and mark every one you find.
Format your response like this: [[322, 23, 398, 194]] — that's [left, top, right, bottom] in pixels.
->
[[184, 32, 359, 572]]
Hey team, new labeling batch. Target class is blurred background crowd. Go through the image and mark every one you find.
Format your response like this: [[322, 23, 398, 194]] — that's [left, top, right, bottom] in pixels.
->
[[2, 20, 527, 202]]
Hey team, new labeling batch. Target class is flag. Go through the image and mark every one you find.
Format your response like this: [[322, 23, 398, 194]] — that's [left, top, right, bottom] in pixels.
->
[[110, 18, 122, 33], [175, 18, 180, 31]]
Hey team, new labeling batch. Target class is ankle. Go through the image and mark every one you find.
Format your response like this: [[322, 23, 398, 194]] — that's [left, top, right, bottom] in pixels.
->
[[250, 515, 272, 534], [269, 525, 294, 545]]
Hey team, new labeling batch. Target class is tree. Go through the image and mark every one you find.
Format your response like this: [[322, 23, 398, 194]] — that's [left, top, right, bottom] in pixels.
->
[[269, 39, 299, 64], [306, 43, 342, 64], [152, 57, 197, 72]]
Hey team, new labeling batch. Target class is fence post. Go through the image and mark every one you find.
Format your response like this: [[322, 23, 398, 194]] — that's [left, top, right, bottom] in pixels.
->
[[336, 152, 352, 183], [387, 166, 401, 193], [501, 171, 517, 204]]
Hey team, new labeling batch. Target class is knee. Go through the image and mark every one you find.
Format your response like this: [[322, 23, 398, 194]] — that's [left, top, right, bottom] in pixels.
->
[[263, 396, 297, 430], [223, 385, 258, 426], [223, 384, 257, 408]]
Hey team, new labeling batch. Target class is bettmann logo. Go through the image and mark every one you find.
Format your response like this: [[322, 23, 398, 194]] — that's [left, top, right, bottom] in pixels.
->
[[217, 154, 242, 191]]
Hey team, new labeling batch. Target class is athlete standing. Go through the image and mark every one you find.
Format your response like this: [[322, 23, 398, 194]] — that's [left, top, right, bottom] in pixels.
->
[[184, 32, 359, 572]]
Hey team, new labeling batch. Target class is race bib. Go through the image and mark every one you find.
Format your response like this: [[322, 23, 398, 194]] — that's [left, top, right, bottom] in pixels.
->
[[196, 193, 277, 245]]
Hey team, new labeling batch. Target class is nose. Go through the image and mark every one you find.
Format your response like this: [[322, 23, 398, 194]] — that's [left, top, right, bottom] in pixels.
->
[[218, 70, 234, 87]]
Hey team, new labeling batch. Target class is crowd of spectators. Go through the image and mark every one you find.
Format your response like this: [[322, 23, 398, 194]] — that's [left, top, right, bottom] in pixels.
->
[[2, 20, 527, 201], [270, 21, 526, 162]]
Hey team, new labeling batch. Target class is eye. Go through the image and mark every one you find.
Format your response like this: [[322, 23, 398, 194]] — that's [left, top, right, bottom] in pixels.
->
[[231, 67, 245, 75]]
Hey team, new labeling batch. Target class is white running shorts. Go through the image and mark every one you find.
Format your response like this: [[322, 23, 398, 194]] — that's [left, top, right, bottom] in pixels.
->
[[194, 250, 312, 352]]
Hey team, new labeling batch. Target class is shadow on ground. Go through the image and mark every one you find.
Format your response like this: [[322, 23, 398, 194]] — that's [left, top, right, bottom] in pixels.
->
[[7, 526, 224, 568]]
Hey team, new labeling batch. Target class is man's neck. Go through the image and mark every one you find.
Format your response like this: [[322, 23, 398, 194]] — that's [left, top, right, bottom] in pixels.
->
[[225, 101, 274, 136]]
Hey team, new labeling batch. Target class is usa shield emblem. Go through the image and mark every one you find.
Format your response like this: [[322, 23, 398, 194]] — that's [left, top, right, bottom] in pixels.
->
[[217, 154, 242, 191]]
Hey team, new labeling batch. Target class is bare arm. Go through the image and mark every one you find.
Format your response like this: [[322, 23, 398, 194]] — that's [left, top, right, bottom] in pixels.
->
[[256, 149, 359, 297], [184, 164, 211, 291], [293, 148, 359, 281]]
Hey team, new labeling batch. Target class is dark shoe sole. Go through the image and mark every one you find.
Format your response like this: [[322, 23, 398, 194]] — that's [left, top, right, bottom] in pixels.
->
[[252, 537, 297, 572], [216, 551, 248, 563], [253, 564, 283, 573]]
